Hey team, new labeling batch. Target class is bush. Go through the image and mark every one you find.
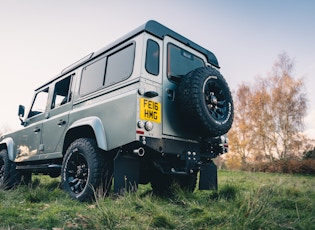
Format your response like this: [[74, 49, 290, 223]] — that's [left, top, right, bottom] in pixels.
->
[[303, 147, 315, 159], [245, 159, 315, 175]]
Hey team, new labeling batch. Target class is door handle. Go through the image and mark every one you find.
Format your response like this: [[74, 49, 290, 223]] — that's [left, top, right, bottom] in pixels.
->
[[33, 127, 40, 133], [57, 120, 66, 126], [166, 88, 175, 101], [144, 91, 159, 98]]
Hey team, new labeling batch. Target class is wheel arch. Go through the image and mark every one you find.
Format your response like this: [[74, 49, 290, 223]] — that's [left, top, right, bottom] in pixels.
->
[[0, 137, 15, 161], [63, 116, 108, 155]]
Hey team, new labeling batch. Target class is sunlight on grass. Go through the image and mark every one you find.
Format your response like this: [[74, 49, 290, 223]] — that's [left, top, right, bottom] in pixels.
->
[[0, 171, 314, 229]]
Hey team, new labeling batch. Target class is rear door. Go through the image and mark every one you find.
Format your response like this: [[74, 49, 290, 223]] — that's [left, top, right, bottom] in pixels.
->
[[162, 36, 206, 138]]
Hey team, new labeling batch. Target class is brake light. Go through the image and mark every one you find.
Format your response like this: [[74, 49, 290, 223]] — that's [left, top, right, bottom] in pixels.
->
[[136, 130, 145, 135]]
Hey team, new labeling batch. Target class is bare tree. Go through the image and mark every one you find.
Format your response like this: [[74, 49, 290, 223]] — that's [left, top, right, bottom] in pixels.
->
[[229, 84, 254, 166], [265, 53, 307, 159], [250, 79, 275, 161], [229, 53, 308, 163]]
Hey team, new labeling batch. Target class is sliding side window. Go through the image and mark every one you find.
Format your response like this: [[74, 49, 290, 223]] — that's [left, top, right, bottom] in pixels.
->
[[79, 43, 135, 95], [80, 57, 106, 95]]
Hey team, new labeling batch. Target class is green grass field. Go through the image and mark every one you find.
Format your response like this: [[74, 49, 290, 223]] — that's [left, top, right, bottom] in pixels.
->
[[0, 170, 314, 229]]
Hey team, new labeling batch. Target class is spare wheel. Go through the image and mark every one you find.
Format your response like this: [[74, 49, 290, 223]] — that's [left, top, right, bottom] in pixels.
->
[[177, 66, 234, 137]]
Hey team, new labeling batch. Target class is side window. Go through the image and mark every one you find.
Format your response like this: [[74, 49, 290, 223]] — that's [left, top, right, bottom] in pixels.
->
[[79, 43, 135, 95], [80, 57, 106, 95], [51, 75, 72, 109], [104, 43, 135, 87], [28, 88, 49, 118], [145, 39, 159, 75]]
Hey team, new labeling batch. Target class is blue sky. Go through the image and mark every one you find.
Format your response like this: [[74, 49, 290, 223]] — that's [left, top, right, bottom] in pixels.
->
[[0, 0, 314, 138]]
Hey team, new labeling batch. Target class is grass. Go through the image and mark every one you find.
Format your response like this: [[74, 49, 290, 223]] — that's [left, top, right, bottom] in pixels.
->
[[0, 171, 314, 229]]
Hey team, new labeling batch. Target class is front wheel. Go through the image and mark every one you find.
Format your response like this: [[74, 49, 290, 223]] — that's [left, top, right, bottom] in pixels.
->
[[61, 138, 112, 201], [0, 149, 18, 189]]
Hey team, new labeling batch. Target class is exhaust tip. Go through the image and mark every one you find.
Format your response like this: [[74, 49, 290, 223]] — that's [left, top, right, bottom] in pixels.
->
[[133, 147, 145, 157]]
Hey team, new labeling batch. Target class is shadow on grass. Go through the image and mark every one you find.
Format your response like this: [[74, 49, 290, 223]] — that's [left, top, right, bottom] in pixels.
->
[[209, 184, 239, 200], [23, 177, 63, 203]]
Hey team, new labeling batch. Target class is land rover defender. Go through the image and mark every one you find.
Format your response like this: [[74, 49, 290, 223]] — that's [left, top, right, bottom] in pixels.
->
[[0, 20, 233, 201]]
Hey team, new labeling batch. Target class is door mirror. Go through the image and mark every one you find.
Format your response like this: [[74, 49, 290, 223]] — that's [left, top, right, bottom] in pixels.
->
[[18, 105, 25, 117], [18, 105, 25, 125]]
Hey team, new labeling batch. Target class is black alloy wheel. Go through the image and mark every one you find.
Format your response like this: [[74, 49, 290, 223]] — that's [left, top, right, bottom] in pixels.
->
[[203, 76, 230, 124], [61, 138, 112, 201], [66, 152, 89, 195]]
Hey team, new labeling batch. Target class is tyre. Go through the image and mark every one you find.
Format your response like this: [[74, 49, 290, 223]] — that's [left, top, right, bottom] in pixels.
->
[[61, 138, 112, 201], [0, 149, 18, 189], [175, 173, 197, 192], [177, 66, 234, 137]]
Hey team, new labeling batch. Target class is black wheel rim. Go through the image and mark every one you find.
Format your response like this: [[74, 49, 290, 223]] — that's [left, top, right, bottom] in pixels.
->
[[66, 152, 89, 195], [203, 78, 229, 123]]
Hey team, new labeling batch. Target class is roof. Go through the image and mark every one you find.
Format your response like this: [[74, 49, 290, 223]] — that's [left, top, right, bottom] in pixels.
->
[[92, 20, 219, 69], [37, 20, 219, 90], [140, 20, 219, 67]]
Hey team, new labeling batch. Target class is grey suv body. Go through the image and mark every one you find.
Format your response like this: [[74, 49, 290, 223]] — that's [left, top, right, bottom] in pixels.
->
[[0, 20, 233, 201]]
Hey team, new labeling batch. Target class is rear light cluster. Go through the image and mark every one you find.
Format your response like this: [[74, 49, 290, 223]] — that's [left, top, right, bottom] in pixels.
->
[[137, 120, 154, 134], [220, 135, 229, 153]]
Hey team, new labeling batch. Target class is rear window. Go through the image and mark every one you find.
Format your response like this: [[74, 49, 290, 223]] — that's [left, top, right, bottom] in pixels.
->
[[167, 43, 204, 82]]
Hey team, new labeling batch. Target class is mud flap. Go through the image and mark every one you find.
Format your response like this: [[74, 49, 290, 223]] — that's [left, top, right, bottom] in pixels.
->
[[199, 160, 218, 190], [113, 152, 140, 194]]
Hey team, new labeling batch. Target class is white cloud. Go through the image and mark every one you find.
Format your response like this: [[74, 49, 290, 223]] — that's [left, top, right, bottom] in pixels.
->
[[304, 109, 315, 140]]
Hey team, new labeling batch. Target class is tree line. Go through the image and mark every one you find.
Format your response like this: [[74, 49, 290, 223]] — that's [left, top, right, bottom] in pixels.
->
[[225, 53, 315, 173]]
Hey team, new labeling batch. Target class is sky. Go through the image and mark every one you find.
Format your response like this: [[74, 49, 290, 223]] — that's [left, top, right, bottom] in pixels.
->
[[0, 0, 314, 139]]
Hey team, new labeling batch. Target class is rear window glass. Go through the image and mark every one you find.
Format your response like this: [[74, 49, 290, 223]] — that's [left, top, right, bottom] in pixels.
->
[[167, 43, 204, 82]]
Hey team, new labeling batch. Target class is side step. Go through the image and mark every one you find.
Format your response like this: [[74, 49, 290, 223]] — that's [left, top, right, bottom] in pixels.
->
[[16, 164, 61, 173]]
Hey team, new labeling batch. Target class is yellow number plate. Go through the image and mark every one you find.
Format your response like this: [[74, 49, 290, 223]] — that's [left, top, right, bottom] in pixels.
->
[[140, 98, 161, 123]]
